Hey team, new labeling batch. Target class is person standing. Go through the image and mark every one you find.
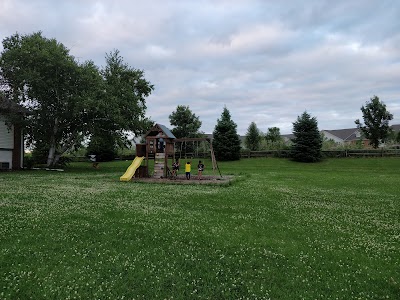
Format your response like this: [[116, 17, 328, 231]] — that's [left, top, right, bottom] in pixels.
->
[[185, 161, 191, 180], [197, 160, 204, 180], [89, 154, 99, 168], [172, 159, 180, 179], [156, 130, 164, 152]]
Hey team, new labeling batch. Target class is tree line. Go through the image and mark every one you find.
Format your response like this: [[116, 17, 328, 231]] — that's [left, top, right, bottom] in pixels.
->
[[1, 32, 397, 166], [244, 95, 397, 162], [172, 94, 398, 164], [0, 32, 242, 166]]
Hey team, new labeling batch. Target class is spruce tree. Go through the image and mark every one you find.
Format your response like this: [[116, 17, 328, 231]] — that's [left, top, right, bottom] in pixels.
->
[[212, 107, 241, 161], [290, 111, 322, 162], [245, 122, 262, 151]]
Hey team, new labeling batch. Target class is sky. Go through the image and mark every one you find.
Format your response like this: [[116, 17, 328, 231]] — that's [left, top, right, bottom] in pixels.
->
[[1, 0, 399, 135]]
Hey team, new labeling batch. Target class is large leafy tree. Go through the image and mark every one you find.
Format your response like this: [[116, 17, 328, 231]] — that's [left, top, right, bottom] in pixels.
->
[[212, 106, 241, 161], [99, 50, 153, 137], [169, 105, 202, 138], [87, 50, 154, 161], [265, 127, 283, 149], [355, 95, 393, 148], [244, 122, 262, 151], [0, 32, 153, 167], [0, 32, 100, 166], [290, 111, 322, 162]]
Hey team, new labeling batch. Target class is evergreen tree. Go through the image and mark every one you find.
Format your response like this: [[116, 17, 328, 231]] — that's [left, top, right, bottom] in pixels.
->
[[212, 107, 241, 161], [245, 122, 262, 151], [290, 111, 322, 162]]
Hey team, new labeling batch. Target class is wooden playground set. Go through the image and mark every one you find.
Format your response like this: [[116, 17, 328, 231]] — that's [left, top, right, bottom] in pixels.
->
[[120, 124, 222, 182]]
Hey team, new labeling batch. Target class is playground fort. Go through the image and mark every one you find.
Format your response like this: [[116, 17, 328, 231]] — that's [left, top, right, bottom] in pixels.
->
[[120, 124, 220, 181]]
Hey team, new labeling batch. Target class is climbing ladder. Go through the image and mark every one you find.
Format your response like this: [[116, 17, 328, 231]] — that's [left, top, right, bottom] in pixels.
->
[[154, 153, 165, 178]]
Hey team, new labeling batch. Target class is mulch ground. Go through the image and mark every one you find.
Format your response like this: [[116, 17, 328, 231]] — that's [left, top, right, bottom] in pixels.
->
[[130, 174, 234, 185]]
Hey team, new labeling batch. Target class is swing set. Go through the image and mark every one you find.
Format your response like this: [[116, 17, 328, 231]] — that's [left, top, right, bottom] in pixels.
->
[[174, 138, 221, 177]]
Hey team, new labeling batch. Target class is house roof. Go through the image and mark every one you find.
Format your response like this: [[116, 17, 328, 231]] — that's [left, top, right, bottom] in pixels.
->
[[390, 124, 400, 132], [322, 124, 400, 142], [0, 94, 29, 114], [322, 128, 360, 141], [281, 133, 295, 141]]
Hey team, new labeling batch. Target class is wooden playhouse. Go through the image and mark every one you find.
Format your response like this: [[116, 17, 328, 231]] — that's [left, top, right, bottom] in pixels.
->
[[134, 123, 219, 179]]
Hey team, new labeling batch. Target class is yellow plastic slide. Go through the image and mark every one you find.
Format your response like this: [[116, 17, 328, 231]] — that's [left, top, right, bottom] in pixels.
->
[[120, 156, 144, 181]]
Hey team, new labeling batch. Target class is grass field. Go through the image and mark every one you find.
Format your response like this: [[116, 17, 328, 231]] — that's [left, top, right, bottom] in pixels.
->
[[0, 158, 399, 299]]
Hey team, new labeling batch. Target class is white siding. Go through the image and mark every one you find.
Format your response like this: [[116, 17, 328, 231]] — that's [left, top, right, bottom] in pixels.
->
[[0, 151, 13, 169], [19, 133, 24, 168], [0, 116, 14, 149], [0, 115, 14, 169]]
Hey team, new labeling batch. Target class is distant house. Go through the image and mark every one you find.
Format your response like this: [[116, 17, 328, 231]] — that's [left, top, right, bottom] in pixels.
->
[[0, 98, 25, 170], [391, 124, 400, 135], [321, 128, 367, 146], [321, 124, 400, 147], [281, 134, 294, 144]]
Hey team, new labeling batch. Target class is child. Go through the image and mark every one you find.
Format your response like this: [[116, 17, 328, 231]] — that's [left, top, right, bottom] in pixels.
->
[[185, 161, 191, 180], [197, 160, 204, 180], [156, 130, 164, 152], [89, 154, 99, 169], [172, 159, 180, 178]]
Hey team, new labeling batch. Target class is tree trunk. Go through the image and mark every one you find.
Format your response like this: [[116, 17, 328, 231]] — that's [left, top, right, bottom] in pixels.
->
[[47, 131, 82, 168], [47, 118, 59, 167], [46, 143, 57, 167]]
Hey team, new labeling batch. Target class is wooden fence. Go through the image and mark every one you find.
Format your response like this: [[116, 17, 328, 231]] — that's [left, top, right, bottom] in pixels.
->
[[68, 149, 400, 162], [240, 149, 400, 158]]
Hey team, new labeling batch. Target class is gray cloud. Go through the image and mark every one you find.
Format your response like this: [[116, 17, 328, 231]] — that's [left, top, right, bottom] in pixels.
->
[[1, 0, 399, 134]]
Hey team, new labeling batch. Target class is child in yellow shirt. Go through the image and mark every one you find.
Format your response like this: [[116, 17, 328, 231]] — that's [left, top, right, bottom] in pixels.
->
[[185, 161, 191, 180]]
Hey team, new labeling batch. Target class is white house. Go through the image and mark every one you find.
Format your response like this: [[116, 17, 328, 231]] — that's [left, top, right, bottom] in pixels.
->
[[321, 125, 400, 147], [0, 101, 24, 170], [321, 128, 363, 144]]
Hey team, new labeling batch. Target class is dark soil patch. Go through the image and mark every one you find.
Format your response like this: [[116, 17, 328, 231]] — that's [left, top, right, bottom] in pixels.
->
[[130, 174, 234, 185]]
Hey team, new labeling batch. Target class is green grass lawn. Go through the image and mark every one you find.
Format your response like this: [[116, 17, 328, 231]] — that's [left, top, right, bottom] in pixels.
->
[[0, 158, 399, 299]]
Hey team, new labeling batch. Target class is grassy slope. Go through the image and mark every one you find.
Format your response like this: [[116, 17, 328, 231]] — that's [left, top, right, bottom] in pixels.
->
[[0, 158, 399, 299]]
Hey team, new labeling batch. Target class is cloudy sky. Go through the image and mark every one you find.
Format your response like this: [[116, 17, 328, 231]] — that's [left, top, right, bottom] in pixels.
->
[[1, 0, 399, 134]]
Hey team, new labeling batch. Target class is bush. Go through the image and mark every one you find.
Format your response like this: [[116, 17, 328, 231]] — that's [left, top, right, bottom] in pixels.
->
[[23, 155, 34, 169]]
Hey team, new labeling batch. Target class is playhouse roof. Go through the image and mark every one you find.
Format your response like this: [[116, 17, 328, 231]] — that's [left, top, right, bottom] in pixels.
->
[[145, 123, 176, 139], [158, 124, 176, 139]]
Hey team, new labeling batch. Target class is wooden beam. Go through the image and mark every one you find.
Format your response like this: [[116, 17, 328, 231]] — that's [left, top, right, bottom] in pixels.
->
[[174, 138, 211, 142]]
